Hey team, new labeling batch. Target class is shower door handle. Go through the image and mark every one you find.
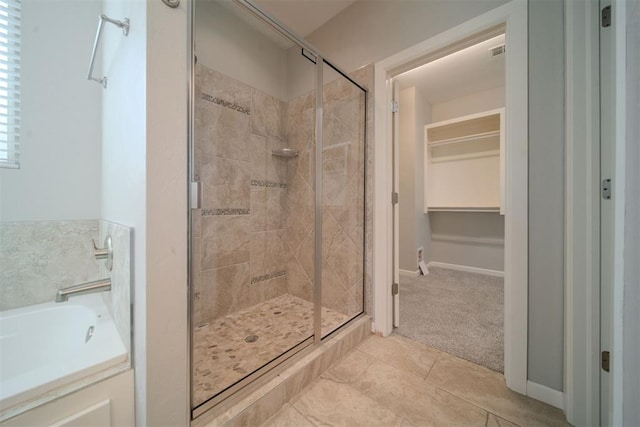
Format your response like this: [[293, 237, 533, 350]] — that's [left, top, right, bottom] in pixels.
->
[[190, 181, 201, 209]]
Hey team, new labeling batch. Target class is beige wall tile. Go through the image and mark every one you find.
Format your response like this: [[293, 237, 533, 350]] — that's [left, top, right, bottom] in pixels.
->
[[251, 188, 267, 232], [250, 134, 268, 182], [200, 156, 250, 210], [201, 262, 250, 321], [265, 187, 285, 230], [196, 102, 250, 162], [328, 235, 363, 288], [201, 215, 250, 269], [197, 65, 252, 112], [252, 89, 284, 139]]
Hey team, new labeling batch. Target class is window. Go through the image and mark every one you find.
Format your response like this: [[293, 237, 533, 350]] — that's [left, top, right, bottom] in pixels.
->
[[0, 0, 20, 169]]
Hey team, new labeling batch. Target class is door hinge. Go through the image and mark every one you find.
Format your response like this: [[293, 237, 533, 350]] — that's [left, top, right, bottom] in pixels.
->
[[392, 282, 399, 295], [602, 5, 611, 27], [391, 100, 399, 113], [301, 48, 317, 64], [601, 178, 612, 200], [392, 192, 399, 205], [602, 350, 610, 372]]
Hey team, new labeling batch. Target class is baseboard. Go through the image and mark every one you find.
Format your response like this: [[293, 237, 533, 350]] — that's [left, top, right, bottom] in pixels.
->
[[399, 269, 420, 278], [526, 381, 564, 410], [426, 261, 504, 277]]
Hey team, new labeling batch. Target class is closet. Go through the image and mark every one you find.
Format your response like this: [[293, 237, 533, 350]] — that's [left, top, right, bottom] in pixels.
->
[[424, 108, 505, 214]]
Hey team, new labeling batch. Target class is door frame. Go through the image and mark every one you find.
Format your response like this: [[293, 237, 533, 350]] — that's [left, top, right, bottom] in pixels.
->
[[372, 0, 528, 394], [564, 0, 628, 425]]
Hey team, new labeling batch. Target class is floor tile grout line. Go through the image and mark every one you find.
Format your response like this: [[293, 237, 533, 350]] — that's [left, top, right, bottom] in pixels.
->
[[430, 382, 523, 427], [290, 400, 319, 426]]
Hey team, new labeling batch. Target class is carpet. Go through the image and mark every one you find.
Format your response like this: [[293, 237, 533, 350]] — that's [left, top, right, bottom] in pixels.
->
[[394, 267, 504, 373]]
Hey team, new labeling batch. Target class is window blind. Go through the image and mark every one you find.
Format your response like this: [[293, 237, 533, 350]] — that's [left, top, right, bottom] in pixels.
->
[[0, 0, 20, 169]]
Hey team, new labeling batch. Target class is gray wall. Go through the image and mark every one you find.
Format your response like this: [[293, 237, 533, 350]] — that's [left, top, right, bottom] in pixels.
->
[[305, 0, 565, 391], [306, 0, 509, 73], [624, 0, 640, 423], [398, 87, 432, 272], [527, 0, 565, 391], [430, 212, 505, 271], [399, 88, 418, 272]]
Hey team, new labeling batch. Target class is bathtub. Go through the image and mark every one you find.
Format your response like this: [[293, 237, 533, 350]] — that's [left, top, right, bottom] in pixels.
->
[[0, 293, 128, 411]]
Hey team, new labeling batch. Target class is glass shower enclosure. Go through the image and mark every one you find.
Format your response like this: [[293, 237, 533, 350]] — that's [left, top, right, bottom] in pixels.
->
[[189, 0, 366, 417]]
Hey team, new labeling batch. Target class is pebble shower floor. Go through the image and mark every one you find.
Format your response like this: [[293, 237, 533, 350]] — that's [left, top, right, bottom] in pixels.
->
[[192, 294, 349, 406]]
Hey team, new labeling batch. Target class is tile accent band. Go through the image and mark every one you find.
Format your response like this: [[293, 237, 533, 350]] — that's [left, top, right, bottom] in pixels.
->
[[201, 208, 250, 216], [251, 270, 287, 284], [251, 180, 287, 189], [201, 93, 250, 115]]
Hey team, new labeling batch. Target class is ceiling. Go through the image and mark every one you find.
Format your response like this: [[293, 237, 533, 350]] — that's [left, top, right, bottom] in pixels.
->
[[252, 0, 358, 36], [397, 34, 506, 105]]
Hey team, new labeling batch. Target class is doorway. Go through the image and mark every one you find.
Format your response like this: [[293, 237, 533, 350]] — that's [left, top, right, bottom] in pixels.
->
[[373, 0, 528, 394], [392, 34, 506, 373]]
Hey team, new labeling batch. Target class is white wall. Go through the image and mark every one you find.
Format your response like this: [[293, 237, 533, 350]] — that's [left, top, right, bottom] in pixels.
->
[[145, 1, 189, 425], [0, 0, 102, 221], [101, 1, 189, 424], [195, 0, 288, 100], [431, 87, 505, 122], [308, 0, 565, 391], [100, 0, 150, 424]]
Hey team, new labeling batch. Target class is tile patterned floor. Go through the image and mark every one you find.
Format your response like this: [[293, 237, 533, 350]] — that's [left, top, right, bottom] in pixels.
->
[[261, 334, 571, 427], [192, 294, 349, 406]]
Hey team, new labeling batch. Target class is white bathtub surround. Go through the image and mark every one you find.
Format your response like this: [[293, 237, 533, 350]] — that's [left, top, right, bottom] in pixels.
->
[[0, 293, 128, 418], [99, 220, 132, 354], [0, 220, 100, 310]]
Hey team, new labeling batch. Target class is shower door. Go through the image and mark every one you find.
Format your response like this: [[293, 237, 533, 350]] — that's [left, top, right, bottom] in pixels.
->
[[189, 0, 366, 416], [190, 0, 317, 413], [320, 61, 366, 337]]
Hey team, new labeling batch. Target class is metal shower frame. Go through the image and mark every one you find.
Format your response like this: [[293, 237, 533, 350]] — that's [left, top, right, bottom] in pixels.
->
[[187, 0, 368, 419]]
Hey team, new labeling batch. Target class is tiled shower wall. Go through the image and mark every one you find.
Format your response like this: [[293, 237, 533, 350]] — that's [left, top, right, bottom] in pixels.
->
[[284, 74, 366, 319], [192, 64, 291, 326], [192, 63, 372, 326]]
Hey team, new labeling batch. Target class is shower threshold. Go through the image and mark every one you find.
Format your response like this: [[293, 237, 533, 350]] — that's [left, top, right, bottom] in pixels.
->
[[192, 293, 349, 407]]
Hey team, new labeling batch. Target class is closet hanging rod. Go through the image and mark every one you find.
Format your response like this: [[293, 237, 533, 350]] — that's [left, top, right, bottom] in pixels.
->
[[87, 14, 130, 88]]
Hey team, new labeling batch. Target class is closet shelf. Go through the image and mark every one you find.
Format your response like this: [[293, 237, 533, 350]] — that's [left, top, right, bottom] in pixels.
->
[[427, 206, 500, 213], [424, 108, 505, 215], [427, 130, 500, 147]]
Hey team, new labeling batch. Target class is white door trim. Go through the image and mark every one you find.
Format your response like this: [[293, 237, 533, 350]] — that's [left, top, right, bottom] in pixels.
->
[[564, 1, 628, 424], [611, 0, 627, 423], [372, 0, 528, 394], [563, 0, 601, 424]]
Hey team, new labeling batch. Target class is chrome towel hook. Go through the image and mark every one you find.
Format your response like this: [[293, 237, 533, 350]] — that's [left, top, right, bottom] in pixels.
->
[[87, 14, 130, 88]]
